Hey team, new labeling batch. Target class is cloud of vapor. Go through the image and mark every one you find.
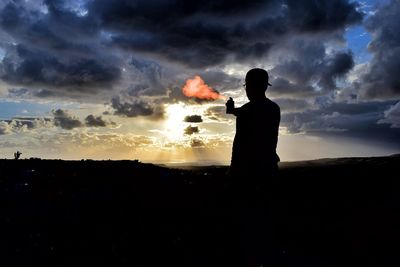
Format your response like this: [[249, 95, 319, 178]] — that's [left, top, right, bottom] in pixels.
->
[[182, 76, 225, 100]]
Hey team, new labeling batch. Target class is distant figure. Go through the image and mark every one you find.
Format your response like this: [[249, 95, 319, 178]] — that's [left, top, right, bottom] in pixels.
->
[[14, 151, 22, 160], [226, 68, 280, 177], [226, 68, 281, 267]]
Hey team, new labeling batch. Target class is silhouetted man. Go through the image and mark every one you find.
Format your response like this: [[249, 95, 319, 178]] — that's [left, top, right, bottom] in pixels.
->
[[225, 68, 281, 267], [226, 68, 280, 177]]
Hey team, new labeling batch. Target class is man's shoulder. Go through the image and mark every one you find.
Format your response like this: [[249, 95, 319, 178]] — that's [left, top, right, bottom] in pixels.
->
[[266, 98, 279, 107], [238, 99, 280, 114], [267, 98, 280, 112]]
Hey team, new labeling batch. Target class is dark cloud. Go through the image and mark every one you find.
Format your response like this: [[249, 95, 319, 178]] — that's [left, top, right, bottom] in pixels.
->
[[319, 51, 354, 90], [95, 1, 275, 67], [129, 57, 162, 82], [125, 84, 149, 96], [87, 0, 362, 68], [0, 1, 120, 98], [318, 100, 397, 116], [0, 0, 363, 104], [34, 89, 56, 98], [184, 115, 203, 123], [281, 100, 393, 133], [199, 70, 242, 92], [284, 0, 363, 32], [7, 88, 29, 97], [52, 109, 83, 130], [1, 45, 121, 92], [125, 57, 167, 97], [111, 97, 152, 117], [271, 40, 326, 84], [274, 98, 313, 113], [184, 125, 199, 135], [84, 115, 113, 127], [111, 96, 165, 119], [269, 40, 354, 98], [378, 101, 400, 128], [356, 0, 400, 99], [268, 77, 318, 98], [281, 100, 400, 146], [0, 0, 97, 53], [13, 116, 52, 124]]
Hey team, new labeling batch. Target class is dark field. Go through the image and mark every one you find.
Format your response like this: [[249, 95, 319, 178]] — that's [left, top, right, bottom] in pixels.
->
[[1, 155, 400, 267]]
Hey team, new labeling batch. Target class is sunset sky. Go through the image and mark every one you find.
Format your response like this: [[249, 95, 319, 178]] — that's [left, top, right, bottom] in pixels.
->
[[0, 0, 399, 164]]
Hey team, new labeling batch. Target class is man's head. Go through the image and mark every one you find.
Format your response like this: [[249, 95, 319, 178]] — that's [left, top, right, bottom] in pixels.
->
[[244, 68, 271, 101]]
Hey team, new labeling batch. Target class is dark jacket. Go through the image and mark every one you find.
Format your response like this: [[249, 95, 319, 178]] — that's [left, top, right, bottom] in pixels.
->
[[230, 98, 280, 176]]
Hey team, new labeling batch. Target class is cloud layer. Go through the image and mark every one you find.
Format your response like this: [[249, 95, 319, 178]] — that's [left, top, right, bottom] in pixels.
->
[[0, 0, 399, 158], [0, 0, 363, 98]]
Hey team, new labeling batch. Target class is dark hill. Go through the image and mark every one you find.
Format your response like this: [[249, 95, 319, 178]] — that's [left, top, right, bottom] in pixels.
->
[[1, 155, 399, 266]]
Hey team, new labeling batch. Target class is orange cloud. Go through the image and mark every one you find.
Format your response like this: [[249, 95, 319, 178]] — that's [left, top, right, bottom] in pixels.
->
[[182, 75, 225, 100]]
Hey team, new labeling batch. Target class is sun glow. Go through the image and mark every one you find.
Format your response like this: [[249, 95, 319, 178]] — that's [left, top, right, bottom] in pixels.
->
[[164, 103, 189, 141]]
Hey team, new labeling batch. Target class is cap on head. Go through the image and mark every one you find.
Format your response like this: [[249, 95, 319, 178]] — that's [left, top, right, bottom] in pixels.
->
[[245, 68, 272, 89]]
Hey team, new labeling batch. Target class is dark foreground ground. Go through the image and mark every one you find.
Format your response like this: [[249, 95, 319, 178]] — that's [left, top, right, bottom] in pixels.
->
[[1, 155, 400, 267]]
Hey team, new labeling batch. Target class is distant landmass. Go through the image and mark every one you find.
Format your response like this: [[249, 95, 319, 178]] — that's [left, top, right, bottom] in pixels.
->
[[1, 154, 399, 266]]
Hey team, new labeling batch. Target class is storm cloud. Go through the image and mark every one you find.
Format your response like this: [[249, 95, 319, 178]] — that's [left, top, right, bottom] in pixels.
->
[[0, 0, 120, 97], [1, 45, 121, 92], [356, 0, 400, 99], [281, 100, 400, 147], [269, 41, 355, 98], [89, 0, 362, 67], [0, 0, 363, 102]]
